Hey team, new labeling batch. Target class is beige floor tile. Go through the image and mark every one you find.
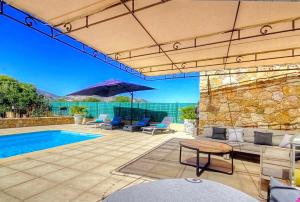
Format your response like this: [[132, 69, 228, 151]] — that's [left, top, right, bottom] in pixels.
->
[[0, 167, 18, 178], [36, 154, 67, 163], [4, 178, 56, 200], [92, 155, 116, 163], [53, 157, 82, 167], [89, 164, 117, 176], [62, 150, 84, 156], [75, 152, 97, 159], [69, 160, 101, 171], [88, 177, 131, 198], [43, 168, 82, 183], [71, 192, 101, 202], [64, 173, 106, 191], [24, 164, 63, 177], [0, 172, 35, 189], [24, 185, 82, 202], [91, 148, 111, 154], [107, 151, 126, 157], [0, 191, 21, 202], [7, 160, 44, 171]]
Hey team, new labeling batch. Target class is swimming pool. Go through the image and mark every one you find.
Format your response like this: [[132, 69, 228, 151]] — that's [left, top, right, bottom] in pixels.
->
[[0, 130, 102, 158]]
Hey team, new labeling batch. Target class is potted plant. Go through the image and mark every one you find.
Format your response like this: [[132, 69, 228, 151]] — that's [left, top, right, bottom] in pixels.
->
[[181, 105, 197, 134], [70, 106, 87, 124]]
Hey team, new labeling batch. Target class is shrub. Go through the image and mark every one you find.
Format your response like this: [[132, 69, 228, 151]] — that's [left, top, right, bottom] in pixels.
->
[[70, 106, 87, 115], [181, 105, 197, 120]]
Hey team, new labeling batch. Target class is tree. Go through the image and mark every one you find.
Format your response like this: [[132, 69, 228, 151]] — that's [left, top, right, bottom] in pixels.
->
[[81, 97, 101, 102], [0, 75, 50, 117], [115, 96, 130, 102]]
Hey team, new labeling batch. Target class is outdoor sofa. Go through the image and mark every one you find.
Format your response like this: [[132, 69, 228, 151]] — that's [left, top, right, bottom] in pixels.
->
[[199, 125, 298, 156], [198, 125, 299, 180]]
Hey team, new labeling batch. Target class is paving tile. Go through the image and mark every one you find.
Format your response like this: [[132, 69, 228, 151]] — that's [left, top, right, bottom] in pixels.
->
[[92, 155, 116, 163], [24, 163, 63, 177], [25, 185, 82, 202], [64, 173, 106, 191], [7, 159, 45, 171], [62, 150, 84, 156], [43, 168, 82, 183], [4, 178, 56, 200], [71, 192, 101, 202], [0, 172, 35, 189], [88, 176, 134, 198], [53, 157, 82, 167], [75, 152, 97, 159], [36, 154, 66, 163], [0, 167, 18, 178], [0, 191, 21, 202], [89, 164, 117, 176], [70, 160, 101, 171]]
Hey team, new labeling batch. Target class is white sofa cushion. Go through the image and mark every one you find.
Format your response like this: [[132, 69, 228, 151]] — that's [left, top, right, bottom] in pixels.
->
[[279, 134, 293, 148], [227, 128, 244, 142], [204, 127, 213, 138]]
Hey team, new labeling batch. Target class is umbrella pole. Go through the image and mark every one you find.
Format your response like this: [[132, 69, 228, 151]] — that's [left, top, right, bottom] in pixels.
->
[[130, 92, 133, 125]]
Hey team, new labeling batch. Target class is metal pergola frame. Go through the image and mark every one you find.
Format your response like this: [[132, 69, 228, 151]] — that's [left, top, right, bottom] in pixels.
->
[[1, 0, 300, 81]]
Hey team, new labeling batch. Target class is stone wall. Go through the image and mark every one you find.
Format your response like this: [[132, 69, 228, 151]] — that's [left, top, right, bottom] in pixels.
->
[[0, 117, 74, 129], [199, 69, 300, 132]]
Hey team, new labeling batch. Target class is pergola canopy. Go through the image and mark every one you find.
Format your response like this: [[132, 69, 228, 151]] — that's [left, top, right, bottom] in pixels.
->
[[4, 0, 300, 77]]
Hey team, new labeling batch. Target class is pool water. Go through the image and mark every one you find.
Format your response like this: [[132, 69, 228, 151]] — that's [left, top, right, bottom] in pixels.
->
[[0, 130, 102, 158]]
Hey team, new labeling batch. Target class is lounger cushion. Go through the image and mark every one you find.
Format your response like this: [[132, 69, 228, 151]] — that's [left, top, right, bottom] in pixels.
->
[[95, 119, 103, 123], [254, 131, 273, 146], [157, 123, 167, 128]]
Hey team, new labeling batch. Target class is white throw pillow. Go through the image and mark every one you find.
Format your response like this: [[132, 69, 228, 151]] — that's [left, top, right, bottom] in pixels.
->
[[279, 134, 293, 148], [204, 127, 213, 137], [228, 128, 244, 142]]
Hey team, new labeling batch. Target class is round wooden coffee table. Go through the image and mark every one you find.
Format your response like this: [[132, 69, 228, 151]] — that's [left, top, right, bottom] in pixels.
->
[[179, 139, 233, 176]]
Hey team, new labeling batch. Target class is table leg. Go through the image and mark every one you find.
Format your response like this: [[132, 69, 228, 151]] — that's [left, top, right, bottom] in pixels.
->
[[179, 145, 182, 164], [196, 150, 200, 176]]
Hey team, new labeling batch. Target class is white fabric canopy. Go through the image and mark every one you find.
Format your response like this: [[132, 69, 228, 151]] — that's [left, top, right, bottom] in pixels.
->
[[5, 0, 300, 76]]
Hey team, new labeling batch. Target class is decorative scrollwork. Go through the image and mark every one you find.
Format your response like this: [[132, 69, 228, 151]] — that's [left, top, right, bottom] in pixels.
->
[[115, 53, 120, 60], [63, 23, 72, 32], [260, 25, 272, 35], [25, 16, 36, 27], [181, 62, 186, 68], [173, 41, 181, 50], [236, 56, 243, 63]]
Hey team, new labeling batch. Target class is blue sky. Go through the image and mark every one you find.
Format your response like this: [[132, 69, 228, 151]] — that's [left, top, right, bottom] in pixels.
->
[[0, 13, 199, 103]]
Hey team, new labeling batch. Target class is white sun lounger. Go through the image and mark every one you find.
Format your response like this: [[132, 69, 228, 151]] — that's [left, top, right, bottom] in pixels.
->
[[86, 114, 108, 128], [142, 117, 173, 135]]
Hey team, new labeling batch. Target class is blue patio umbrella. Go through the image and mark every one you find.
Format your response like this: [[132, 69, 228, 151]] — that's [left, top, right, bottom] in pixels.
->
[[67, 79, 154, 124]]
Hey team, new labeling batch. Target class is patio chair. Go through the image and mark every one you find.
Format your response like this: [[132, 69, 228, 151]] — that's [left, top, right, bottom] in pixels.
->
[[123, 117, 151, 132], [86, 114, 108, 128], [101, 116, 123, 130], [142, 117, 173, 135]]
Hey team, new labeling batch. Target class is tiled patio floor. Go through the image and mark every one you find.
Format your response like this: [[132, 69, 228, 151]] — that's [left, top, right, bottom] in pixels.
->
[[0, 125, 261, 201]]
